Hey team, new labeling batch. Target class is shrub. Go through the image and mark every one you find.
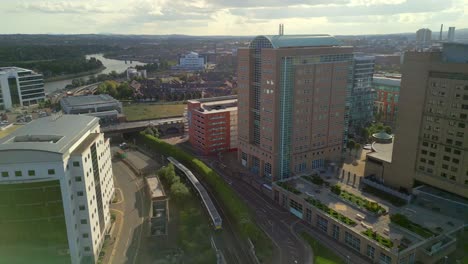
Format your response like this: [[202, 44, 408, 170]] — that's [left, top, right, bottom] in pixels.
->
[[276, 181, 301, 195], [302, 175, 324, 186], [331, 185, 341, 195], [390, 214, 434, 238]]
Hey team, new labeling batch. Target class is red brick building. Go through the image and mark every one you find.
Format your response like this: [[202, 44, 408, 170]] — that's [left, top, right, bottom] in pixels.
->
[[187, 96, 238, 155]]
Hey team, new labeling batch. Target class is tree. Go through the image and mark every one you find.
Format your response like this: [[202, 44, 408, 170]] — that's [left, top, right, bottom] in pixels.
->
[[347, 140, 356, 155], [355, 143, 361, 158], [144, 127, 154, 136], [384, 126, 392, 134], [170, 182, 190, 201]]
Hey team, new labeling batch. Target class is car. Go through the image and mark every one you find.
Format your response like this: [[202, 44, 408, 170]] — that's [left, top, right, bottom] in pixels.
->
[[119, 142, 128, 149]]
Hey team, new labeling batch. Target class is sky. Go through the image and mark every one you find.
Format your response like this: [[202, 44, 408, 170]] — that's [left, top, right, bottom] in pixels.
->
[[2, 0, 468, 35]]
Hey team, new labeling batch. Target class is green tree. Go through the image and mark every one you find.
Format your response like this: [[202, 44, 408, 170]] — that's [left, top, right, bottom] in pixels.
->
[[384, 126, 392, 134], [355, 143, 361, 158], [347, 140, 356, 155], [170, 182, 190, 201]]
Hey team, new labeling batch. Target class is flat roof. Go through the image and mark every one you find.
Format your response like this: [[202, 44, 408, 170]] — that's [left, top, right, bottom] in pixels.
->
[[146, 176, 166, 200], [71, 133, 100, 155], [373, 75, 401, 86], [0, 114, 99, 154], [278, 177, 464, 249], [367, 141, 394, 163], [0, 67, 32, 74], [188, 95, 237, 103], [61, 94, 119, 107]]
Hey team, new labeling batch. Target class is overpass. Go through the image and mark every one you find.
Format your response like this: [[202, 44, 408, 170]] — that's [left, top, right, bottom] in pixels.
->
[[102, 117, 184, 135]]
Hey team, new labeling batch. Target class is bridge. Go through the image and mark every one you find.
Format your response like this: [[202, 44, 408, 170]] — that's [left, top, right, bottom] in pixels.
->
[[102, 117, 184, 135], [168, 157, 222, 230]]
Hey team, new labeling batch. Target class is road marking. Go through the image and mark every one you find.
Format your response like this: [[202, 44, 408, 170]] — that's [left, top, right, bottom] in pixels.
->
[[108, 209, 124, 264]]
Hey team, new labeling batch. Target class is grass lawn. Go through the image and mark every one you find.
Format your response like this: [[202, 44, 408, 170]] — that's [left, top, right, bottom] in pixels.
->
[[123, 103, 186, 121], [300, 232, 344, 264], [0, 125, 20, 139]]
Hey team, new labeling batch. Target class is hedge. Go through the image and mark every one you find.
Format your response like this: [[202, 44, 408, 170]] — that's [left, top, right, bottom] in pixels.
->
[[140, 133, 273, 262]]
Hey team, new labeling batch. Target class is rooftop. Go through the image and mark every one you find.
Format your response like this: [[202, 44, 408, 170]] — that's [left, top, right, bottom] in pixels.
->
[[275, 176, 465, 251], [250, 34, 342, 49], [60, 94, 119, 107], [0, 67, 32, 74], [367, 141, 394, 163], [373, 75, 401, 86], [0, 114, 99, 154], [146, 176, 166, 200]]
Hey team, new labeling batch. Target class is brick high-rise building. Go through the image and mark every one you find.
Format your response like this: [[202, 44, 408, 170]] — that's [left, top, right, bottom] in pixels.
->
[[187, 95, 238, 155], [237, 34, 354, 181], [365, 43, 468, 198]]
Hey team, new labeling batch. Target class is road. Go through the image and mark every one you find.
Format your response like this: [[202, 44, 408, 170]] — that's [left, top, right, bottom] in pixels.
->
[[109, 161, 148, 264]]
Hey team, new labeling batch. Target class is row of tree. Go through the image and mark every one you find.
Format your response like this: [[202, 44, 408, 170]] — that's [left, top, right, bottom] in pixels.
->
[[95, 80, 133, 99], [157, 163, 190, 202]]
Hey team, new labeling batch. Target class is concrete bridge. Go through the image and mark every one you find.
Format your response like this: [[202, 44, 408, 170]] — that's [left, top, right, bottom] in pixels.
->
[[102, 117, 185, 136]]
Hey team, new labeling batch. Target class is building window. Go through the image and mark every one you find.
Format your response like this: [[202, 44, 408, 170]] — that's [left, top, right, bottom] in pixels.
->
[[1, 171, 9, 177], [344, 232, 360, 252], [367, 245, 375, 259], [28, 170, 35, 176], [79, 205, 86, 211], [77, 191, 84, 197], [317, 215, 328, 232], [75, 176, 82, 182], [379, 253, 392, 264], [73, 161, 80, 167], [80, 219, 87, 224], [84, 247, 90, 252], [15, 171, 22, 177], [290, 199, 303, 214], [48, 169, 55, 175], [332, 225, 340, 240], [305, 208, 312, 223], [82, 233, 89, 238]]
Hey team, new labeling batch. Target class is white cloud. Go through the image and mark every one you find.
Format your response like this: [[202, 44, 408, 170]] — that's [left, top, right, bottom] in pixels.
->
[[1, 0, 467, 35]]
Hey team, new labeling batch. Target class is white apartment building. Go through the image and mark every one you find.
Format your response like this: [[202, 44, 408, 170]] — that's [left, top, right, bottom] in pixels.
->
[[0, 114, 114, 264], [179, 52, 205, 70], [0, 67, 46, 109]]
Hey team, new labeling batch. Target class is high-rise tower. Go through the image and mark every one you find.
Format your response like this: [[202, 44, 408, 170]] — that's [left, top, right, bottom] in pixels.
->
[[237, 34, 353, 181]]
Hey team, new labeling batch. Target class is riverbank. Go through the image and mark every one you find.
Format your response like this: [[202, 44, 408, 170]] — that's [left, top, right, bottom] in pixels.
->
[[44, 66, 106, 83]]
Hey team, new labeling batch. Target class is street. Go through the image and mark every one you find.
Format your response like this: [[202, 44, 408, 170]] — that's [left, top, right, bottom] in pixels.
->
[[109, 161, 148, 264]]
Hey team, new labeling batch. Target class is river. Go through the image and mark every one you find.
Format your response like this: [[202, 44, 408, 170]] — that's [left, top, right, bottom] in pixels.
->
[[43, 54, 146, 94]]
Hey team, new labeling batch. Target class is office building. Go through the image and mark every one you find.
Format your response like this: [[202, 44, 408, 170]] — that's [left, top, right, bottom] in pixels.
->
[[187, 95, 238, 155], [448, 27, 456, 42], [0, 114, 115, 264], [178, 52, 205, 70], [372, 75, 401, 127], [365, 42, 468, 199], [348, 55, 375, 136], [237, 34, 353, 181], [0, 67, 46, 109], [60, 94, 123, 123], [416, 28, 432, 49]]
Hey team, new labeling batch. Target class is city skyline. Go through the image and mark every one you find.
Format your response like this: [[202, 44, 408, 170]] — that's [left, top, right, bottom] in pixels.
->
[[2, 0, 468, 35]]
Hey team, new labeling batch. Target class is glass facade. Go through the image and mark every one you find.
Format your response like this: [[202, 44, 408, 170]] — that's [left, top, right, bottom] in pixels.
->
[[278, 57, 294, 179], [349, 56, 375, 136], [8, 77, 20, 106], [91, 143, 105, 233]]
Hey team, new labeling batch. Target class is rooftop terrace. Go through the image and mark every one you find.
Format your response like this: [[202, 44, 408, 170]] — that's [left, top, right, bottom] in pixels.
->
[[275, 175, 465, 251]]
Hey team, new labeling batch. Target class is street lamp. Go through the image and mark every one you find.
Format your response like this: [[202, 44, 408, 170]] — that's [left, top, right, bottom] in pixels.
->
[[347, 255, 350, 264]]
